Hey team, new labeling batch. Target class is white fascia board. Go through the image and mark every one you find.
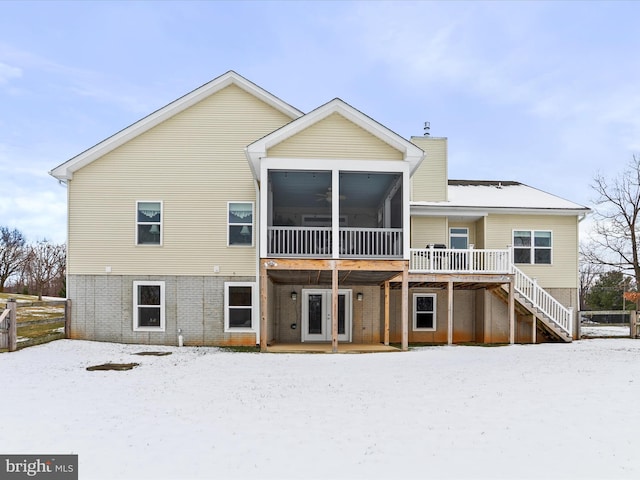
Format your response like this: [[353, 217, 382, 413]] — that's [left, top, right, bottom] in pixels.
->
[[410, 205, 488, 218], [50, 71, 302, 181], [411, 203, 589, 217], [262, 157, 411, 173], [246, 99, 425, 179]]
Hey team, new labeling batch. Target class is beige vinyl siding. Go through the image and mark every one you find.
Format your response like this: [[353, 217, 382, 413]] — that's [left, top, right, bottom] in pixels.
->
[[484, 214, 579, 288], [474, 217, 486, 249], [410, 137, 447, 202], [410, 217, 448, 248], [67, 84, 292, 276], [448, 222, 476, 247], [267, 112, 403, 160]]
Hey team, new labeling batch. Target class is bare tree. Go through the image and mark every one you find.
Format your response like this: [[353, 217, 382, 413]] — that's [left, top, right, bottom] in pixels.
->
[[0, 226, 27, 292], [24, 240, 66, 300], [579, 249, 603, 310], [583, 154, 640, 289]]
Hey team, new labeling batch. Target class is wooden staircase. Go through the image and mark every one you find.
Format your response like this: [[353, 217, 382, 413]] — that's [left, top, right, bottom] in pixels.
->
[[491, 265, 573, 343]]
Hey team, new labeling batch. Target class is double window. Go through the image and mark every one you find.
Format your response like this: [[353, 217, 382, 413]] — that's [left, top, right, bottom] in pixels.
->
[[133, 281, 165, 331], [137, 201, 162, 245], [228, 202, 253, 246], [224, 282, 256, 331], [413, 293, 437, 331], [513, 230, 552, 264]]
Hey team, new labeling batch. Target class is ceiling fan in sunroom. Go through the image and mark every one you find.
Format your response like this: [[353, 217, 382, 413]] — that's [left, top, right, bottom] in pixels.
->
[[315, 187, 346, 203]]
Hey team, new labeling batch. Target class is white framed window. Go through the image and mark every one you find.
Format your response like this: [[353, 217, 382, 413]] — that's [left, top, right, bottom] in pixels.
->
[[228, 202, 253, 246], [413, 293, 436, 331], [449, 227, 468, 249], [224, 282, 256, 331], [133, 281, 165, 331], [136, 201, 162, 246], [513, 230, 552, 264]]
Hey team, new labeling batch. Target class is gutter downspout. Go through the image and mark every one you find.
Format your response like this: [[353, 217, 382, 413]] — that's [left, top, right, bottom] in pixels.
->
[[254, 177, 261, 346]]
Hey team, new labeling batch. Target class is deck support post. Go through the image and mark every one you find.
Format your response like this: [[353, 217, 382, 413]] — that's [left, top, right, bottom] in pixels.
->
[[508, 279, 515, 345], [401, 263, 409, 351], [331, 261, 338, 353], [260, 261, 268, 352], [531, 314, 536, 344], [447, 281, 453, 345], [384, 280, 390, 346]]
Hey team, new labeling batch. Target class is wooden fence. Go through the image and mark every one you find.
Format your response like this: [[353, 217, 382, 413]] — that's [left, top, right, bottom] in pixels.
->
[[631, 311, 640, 339], [0, 298, 70, 352]]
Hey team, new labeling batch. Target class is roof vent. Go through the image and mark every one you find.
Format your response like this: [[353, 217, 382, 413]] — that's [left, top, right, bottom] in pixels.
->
[[423, 121, 430, 136]]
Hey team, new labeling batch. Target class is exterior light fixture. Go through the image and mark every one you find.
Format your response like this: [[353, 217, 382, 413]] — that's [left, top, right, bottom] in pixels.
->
[[291, 291, 297, 301], [357, 292, 363, 301]]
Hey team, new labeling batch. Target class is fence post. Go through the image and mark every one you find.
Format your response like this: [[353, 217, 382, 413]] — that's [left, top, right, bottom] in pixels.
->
[[7, 298, 17, 352], [64, 299, 72, 339], [631, 311, 638, 339]]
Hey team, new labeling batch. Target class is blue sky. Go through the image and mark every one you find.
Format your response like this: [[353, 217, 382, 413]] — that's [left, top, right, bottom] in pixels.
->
[[1, 0, 639, 243]]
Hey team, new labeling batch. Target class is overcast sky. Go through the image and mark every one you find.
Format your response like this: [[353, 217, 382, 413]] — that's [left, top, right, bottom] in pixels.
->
[[1, 1, 638, 243]]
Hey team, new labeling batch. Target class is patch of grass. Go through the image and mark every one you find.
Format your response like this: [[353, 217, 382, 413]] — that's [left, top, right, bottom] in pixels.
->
[[390, 342, 510, 349], [218, 345, 261, 353], [17, 332, 65, 349], [17, 320, 65, 338], [0, 292, 44, 304], [0, 293, 66, 349], [86, 363, 139, 371]]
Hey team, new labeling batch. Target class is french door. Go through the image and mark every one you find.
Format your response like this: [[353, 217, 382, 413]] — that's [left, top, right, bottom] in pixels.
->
[[301, 289, 352, 342]]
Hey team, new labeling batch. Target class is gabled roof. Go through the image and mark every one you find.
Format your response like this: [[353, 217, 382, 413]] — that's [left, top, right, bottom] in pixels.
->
[[411, 180, 590, 216], [245, 98, 425, 178], [50, 71, 303, 180]]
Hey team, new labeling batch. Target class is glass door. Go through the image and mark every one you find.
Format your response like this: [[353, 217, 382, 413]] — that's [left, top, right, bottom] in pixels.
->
[[301, 289, 352, 342]]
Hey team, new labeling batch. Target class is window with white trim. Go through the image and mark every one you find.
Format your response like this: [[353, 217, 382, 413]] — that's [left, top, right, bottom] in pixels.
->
[[413, 293, 436, 331], [228, 202, 253, 246], [513, 230, 552, 264], [133, 281, 165, 331], [224, 282, 256, 331], [137, 201, 162, 245]]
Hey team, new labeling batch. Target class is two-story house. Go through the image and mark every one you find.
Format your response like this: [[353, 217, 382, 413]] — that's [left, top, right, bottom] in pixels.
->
[[50, 71, 589, 352]]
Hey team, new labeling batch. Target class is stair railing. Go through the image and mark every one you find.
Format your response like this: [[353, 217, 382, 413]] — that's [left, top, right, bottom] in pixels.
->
[[511, 262, 573, 336]]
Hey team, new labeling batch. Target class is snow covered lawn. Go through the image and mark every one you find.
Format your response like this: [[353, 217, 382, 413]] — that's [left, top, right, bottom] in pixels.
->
[[1, 339, 639, 479], [581, 324, 631, 337]]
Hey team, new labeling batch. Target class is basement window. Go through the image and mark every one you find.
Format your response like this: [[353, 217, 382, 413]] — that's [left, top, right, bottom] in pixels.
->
[[133, 281, 165, 331], [413, 293, 436, 331], [224, 282, 256, 331]]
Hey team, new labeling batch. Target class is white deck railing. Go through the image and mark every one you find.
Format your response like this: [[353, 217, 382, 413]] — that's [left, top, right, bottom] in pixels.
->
[[267, 226, 402, 257], [409, 247, 572, 335], [268, 226, 332, 257], [409, 247, 511, 274], [512, 264, 573, 335], [340, 228, 402, 257]]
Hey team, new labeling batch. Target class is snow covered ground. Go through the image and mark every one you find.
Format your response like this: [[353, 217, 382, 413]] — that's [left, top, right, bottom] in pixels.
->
[[581, 324, 631, 337], [1, 339, 639, 479]]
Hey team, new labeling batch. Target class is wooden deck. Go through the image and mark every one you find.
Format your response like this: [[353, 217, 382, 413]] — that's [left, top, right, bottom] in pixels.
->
[[266, 343, 400, 353]]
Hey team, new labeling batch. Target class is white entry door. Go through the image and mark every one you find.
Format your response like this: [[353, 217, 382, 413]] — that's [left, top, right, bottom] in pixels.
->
[[301, 289, 352, 342]]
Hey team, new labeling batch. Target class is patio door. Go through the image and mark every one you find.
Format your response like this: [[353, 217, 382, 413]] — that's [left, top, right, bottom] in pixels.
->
[[302, 289, 352, 342]]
